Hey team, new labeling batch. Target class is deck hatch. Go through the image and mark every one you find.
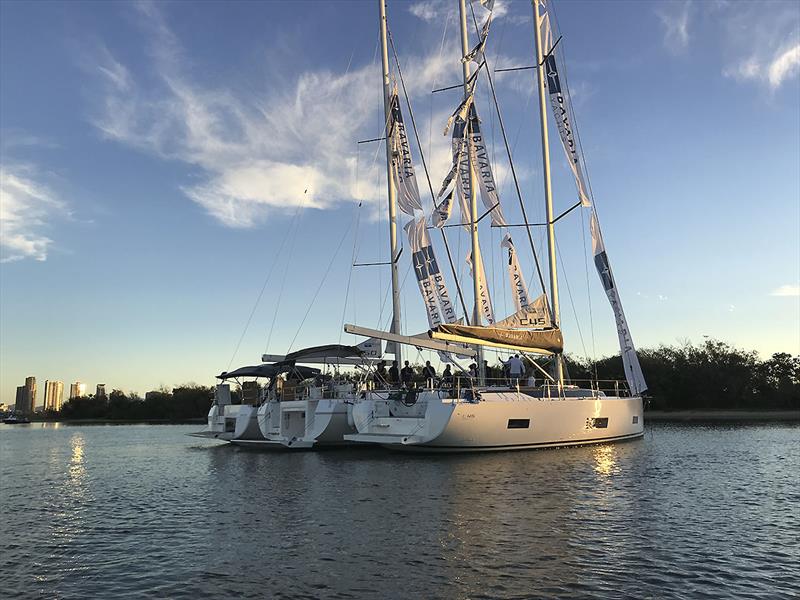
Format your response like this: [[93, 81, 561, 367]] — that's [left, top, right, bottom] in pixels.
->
[[507, 419, 530, 429]]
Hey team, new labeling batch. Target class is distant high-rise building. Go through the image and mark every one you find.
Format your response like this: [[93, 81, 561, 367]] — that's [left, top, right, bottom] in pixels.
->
[[25, 376, 37, 411], [69, 382, 87, 399], [15, 385, 32, 413], [96, 384, 107, 399], [44, 380, 65, 411]]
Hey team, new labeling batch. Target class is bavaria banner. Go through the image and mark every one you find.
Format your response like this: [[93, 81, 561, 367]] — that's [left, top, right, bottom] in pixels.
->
[[469, 106, 507, 227], [500, 234, 530, 312], [539, 10, 591, 208], [406, 218, 458, 327], [465, 246, 496, 325], [590, 210, 648, 395], [389, 91, 423, 216]]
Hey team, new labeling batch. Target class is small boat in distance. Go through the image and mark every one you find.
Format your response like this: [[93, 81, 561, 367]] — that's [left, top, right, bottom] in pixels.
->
[[3, 414, 32, 424]]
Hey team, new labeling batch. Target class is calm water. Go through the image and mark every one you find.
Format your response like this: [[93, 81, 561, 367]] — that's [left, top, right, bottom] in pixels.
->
[[0, 422, 798, 599]]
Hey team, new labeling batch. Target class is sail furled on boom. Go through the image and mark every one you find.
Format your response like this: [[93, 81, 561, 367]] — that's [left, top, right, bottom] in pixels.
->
[[430, 323, 563, 355], [389, 88, 423, 216], [497, 294, 552, 329], [590, 211, 647, 395], [538, 2, 591, 208], [405, 217, 458, 327]]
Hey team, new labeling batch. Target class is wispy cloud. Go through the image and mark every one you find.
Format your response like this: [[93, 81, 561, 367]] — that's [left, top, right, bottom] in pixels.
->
[[719, 2, 800, 90], [770, 284, 800, 297], [656, 1, 691, 53], [0, 164, 67, 263], [90, 3, 462, 228]]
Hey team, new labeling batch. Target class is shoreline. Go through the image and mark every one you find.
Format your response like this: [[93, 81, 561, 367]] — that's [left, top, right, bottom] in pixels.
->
[[2, 418, 206, 426], [644, 410, 800, 422]]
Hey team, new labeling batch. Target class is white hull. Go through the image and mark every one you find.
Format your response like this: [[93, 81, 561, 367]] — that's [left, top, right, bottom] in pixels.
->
[[346, 390, 643, 452], [190, 404, 264, 443], [231, 396, 357, 450]]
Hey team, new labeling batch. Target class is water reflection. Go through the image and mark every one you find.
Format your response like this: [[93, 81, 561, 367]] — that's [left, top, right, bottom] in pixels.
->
[[69, 434, 86, 481], [593, 444, 619, 477]]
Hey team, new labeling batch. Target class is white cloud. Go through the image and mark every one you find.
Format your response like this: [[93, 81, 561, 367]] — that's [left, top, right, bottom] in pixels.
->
[[0, 165, 66, 263], [656, 1, 691, 53], [770, 285, 800, 297], [409, 1, 440, 23], [724, 43, 800, 90], [719, 2, 800, 90], [91, 4, 463, 229]]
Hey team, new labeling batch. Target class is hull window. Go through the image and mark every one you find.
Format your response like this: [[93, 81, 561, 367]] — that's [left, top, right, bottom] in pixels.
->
[[632, 416, 639, 424], [591, 417, 609, 428], [507, 419, 530, 429]]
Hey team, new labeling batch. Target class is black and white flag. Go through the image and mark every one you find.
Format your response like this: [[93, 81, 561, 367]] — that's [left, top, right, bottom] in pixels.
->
[[590, 210, 647, 395], [406, 217, 458, 327], [389, 90, 423, 216], [469, 106, 507, 227], [539, 8, 591, 208], [501, 234, 530, 313]]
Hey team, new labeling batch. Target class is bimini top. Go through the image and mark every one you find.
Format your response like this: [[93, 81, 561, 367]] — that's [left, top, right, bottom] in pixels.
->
[[429, 324, 563, 355], [282, 344, 364, 363], [216, 363, 320, 380]]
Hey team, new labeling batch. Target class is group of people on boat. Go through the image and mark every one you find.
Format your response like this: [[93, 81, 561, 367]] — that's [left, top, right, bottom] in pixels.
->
[[371, 354, 535, 389]]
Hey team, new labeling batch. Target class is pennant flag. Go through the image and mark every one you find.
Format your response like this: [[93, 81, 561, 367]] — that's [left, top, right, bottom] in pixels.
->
[[462, 15, 492, 65], [500, 235, 531, 312], [431, 189, 454, 229], [590, 210, 647, 395]]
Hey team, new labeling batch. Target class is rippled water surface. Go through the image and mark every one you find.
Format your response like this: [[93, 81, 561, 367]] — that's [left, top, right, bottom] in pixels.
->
[[1, 422, 798, 599]]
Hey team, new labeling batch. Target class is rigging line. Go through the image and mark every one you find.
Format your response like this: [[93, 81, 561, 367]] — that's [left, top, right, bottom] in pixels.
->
[[580, 206, 598, 377], [226, 199, 305, 371], [430, 7, 451, 168], [339, 201, 362, 345], [387, 28, 470, 323], [555, 236, 589, 361], [467, 1, 549, 308], [266, 194, 308, 353], [287, 213, 357, 354]]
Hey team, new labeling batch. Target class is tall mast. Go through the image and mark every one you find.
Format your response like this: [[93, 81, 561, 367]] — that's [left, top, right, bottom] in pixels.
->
[[458, 0, 485, 383], [379, 0, 402, 364], [532, 0, 563, 384]]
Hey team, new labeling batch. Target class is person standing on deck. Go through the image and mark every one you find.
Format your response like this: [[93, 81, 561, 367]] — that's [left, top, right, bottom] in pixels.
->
[[422, 361, 436, 386], [388, 361, 399, 387], [400, 361, 415, 388], [504, 355, 524, 385]]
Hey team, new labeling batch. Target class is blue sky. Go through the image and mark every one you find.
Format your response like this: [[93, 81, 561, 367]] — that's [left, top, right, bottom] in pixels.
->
[[1, 0, 798, 404]]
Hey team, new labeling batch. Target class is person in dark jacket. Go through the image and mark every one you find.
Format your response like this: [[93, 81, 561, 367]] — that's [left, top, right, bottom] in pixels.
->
[[422, 361, 436, 385], [388, 361, 399, 386], [400, 361, 414, 387]]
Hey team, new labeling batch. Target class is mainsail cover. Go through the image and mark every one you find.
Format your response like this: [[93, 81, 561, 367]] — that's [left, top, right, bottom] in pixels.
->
[[497, 293, 552, 330], [430, 323, 563, 354], [500, 234, 530, 312], [389, 90, 423, 216], [539, 5, 591, 208], [405, 217, 458, 327], [590, 211, 648, 395]]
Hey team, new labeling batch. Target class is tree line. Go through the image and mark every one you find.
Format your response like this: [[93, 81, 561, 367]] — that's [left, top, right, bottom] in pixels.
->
[[39, 339, 798, 420]]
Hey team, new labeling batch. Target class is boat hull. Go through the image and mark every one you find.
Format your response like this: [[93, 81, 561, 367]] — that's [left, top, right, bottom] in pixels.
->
[[347, 391, 644, 453]]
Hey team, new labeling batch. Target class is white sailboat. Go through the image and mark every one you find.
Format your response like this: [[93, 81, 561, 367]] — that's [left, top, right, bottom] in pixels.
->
[[343, 0, 647, 452]]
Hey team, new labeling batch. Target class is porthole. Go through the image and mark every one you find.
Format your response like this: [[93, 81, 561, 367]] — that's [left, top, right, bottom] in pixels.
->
[[507, 419, 530, 429]]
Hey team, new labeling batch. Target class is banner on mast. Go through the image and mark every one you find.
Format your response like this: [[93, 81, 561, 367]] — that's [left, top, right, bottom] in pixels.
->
[[389, 90, 423, 216], [465, 246, 496, 325], [590, 210, 647, 395], [469, 106, 507, 227], [406, 218, 458, 327], [500, 234, 530, 312], [463, 13, 492, 65], [431, 189, 454, 229], [539, 12, 591, 208], [452, 118, 473, 230]]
